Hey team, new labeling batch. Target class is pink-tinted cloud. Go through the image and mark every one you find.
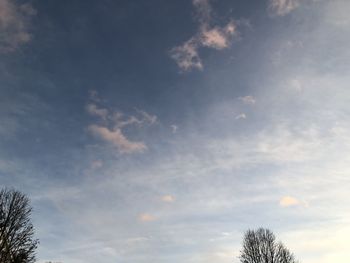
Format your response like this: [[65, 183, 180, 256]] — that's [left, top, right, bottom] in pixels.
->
[[170, 38, 203, 71], [279, 196, 301, 207], [138, 213, 156, 222], [170, 0, 238, 71], [0, 0, 36, 53], [86, 93, 157, 154], [88, 125, 146, 154]]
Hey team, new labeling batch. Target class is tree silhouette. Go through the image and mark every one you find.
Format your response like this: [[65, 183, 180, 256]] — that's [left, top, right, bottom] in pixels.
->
[[0, 188, 39, 263], [239, 228, 298, 263]]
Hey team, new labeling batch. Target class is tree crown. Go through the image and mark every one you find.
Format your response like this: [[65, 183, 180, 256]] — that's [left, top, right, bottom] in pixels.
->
[[0, 188, 39, 263], [239, 228, 298, 263]]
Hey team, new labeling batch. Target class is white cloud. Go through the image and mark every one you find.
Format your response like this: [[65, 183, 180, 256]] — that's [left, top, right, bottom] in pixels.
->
[[171, 124, 178, 133], [0, 0, 36, 53], [268, 0, 300, 16], [239, 95, 256, 105], [235, 113, 246, 120], [170, 0, 238, 71]]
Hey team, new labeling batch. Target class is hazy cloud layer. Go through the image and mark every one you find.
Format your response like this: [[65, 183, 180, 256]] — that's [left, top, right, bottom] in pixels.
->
[[2, 1, 350, 263]]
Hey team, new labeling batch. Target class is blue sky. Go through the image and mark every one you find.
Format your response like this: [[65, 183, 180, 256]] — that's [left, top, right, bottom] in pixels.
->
[[1, 0, 350, 262]]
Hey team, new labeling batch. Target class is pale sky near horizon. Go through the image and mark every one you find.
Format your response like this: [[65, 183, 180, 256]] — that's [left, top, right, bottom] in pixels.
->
[[1, 0, 350, 262]]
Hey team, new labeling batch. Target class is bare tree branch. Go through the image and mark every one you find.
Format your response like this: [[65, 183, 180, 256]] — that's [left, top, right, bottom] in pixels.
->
[[239, 228, 298, 263], [0, 188, 39, 263]]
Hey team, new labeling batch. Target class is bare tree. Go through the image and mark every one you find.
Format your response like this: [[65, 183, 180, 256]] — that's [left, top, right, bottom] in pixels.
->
[[239, 228, 298, 263], [0, 188, 39, 263]]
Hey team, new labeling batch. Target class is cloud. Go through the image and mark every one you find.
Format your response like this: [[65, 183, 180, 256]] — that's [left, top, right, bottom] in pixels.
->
[[86, 93, 156, 154], [138, 213, 156, 222], [279, 196, 301, 207], [268, 0, 300, 16], [239, 95, 256, 105], [193, 0, 212, 23], [201, 23, 237, 50], [88, 125, 147, 154], [90, 160, 103, 169], [161, 195, 175, 202], [86, 104, 109, 120], [170, 38, 203, 71], [136, 109, 158, 125], [111, 110, 157, 129], [0, 0, 36, 53], [88, 90, 102, 103], [170, 0, 238, 71], [112, 114, 143, 129], [171, 124, 178, 134], [235, 113, 246, 120], [289, 78, 303, 91]]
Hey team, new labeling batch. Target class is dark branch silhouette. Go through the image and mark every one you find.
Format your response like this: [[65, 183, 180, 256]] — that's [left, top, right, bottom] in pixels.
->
[[239, 228, 298, 263], [0, 188, 39, 263]]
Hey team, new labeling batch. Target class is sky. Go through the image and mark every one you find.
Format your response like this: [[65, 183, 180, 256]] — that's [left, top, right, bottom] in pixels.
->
[[1, 0, 350, 262]]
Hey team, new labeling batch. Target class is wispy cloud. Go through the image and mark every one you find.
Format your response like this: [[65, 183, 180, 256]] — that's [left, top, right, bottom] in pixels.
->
[[235, 113, 246, 120], [170, 38, 203, 71], [88, 125, 147, 154], [90, 160, 103, 169], [201, 23, 237, 50], [138, 213, 156, 222], [171, 124, 178, 134], [170, 0, 238, 71], [0, 0, 36, 53], [161, 195, 175, 203], [268, 0, 300, 16], [86, 91, 157, 154], [136, 109, 158, 125], [279, 196, 301, 207], [239, 96, 256, 105], [86, 104, 109, 120]]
